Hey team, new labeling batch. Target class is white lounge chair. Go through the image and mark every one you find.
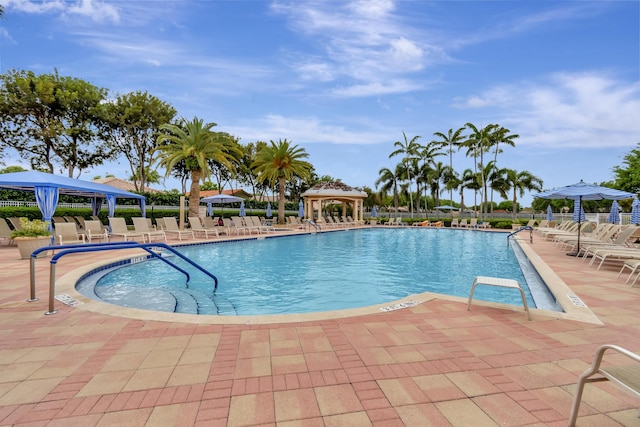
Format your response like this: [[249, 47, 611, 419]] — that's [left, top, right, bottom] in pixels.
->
[[0, 218, 15, 245], [54, 222, 85, 245], [132, 217, 167, 243], [108, 217, 146, 242], [188, 216, 219, 239], [83, 220, 109, 243], [159, 217, 195, 240]]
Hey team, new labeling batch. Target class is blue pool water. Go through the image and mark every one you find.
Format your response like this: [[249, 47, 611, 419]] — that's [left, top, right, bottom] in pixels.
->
[[80, 228, 559, 315]]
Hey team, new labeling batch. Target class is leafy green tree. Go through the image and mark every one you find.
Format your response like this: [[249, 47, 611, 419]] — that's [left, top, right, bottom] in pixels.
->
[[459, 168, 480, 213], [0, 69, 112, 176], [390, 132, 422, 217], [252, 139, 311, 224], [0, 165, 27, 174], [613, 142, 640, 193], [155, 117, 242, 218], [101, 91, 176, 191]]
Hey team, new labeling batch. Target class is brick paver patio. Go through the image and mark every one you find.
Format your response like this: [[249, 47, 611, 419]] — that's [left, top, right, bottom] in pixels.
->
[[1, 228, 639, 426]]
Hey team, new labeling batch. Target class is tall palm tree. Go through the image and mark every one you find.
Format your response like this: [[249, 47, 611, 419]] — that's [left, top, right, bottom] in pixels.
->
[[432, 126, 466, 203], [252, 139, 311, 224], [390, 132, 422, 217], [459, 168, 479, 213], [464, 123, 499, 217], [496, 168, 543, 220], [155, 117, 242, 218], [488, 126, 519, 210], [375, 164, 403, 214], [426, 161, 453, 209]]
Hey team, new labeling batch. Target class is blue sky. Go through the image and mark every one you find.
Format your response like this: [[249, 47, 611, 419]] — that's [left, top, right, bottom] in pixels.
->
[[1, 0, 639, 207]]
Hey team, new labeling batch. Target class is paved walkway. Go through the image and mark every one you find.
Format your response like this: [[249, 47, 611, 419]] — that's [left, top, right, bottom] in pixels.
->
[[1, 229, 639, 426]]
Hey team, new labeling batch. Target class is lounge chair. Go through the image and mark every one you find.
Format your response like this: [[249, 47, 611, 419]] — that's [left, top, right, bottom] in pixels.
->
[[52, 216, 67, 226], [580, 226, 640, 258], [108, 217, 146, 242], [469, 218, 478, 228], [589, 247, 640, 270], [450, 218, 459, 228], [54, 222, 85, 245], [132, 217, 167, 243], [535, 219, 549, 229], [555, 223, 617, 251], [233, 216, 260, 234], [159, 217, 195, 240], [248, 216, 274, 233], [74, 216, 87, 230], [63, 216, 80, 229], [223, 218, 244, 235], [188, 216, 219, 238], [7, 217, 23, 230], [459, 218, 468, 228], [231, 216, 254, 234], [0, 218, 15, 245], [568, 344, 640, 426], [83, 220, 109, 243], [616, 258, 640, 285]]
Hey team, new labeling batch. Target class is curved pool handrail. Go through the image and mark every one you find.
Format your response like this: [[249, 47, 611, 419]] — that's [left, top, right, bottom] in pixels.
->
[[29, 241, 139, 302], [29, 242, 218, 315]]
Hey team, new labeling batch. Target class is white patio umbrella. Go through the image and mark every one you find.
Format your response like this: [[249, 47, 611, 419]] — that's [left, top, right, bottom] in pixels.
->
[[201, 194, 244, 216]]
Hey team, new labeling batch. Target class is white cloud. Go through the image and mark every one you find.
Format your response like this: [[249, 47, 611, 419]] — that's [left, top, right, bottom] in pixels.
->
[[456, 71, 640, 149], [5, 0, 119, 23]]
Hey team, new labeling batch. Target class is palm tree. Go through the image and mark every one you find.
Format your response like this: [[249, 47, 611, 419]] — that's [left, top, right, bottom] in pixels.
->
[[155, 117, 242, 218], [464, 123, 499, 217], [390, 132, 422, 217], [252, 139, 311, 224], [432, 126, 466, 203], [375, 164, 403, 215], [459, 168, 479, 213], [426, 161, 453, 209], [496, 168, 543, 220], [488, 126, 519, 210]]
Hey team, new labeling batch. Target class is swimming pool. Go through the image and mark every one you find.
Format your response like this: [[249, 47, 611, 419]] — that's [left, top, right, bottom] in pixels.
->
[[77, 228, 561, 315]]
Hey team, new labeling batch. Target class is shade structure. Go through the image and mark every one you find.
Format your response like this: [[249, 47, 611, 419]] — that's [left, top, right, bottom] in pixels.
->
[[436, 205, 458, 210], [0, 170, 146, 224], [608, 200, 621, 224], [533, 180, 635, 255], [371, 206, 378, 217], [200, 194, 244, 204], [298, 200, 304, 218], [631, 197, 640, 225], [546, 205, 553, 222], [239, 201, 246, 217], [266, 202, 272, 218]]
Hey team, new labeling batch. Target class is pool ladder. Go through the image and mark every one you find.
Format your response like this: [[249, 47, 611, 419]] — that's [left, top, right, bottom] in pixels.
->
[[305, 219, 321, 232], [507, 226, 534, 244], [28, 242, 218, 315]]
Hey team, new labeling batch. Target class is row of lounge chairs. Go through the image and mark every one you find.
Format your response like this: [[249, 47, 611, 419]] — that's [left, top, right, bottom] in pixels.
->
[[536, 220, 640, 283]]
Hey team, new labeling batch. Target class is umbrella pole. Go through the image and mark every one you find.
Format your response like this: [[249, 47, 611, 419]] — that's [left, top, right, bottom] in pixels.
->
[[568, 196, 582, 256]]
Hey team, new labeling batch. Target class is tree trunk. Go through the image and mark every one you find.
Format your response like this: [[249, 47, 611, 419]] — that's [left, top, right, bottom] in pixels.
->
[[278, 176, 286, 224], [189, 169, 202, 218]]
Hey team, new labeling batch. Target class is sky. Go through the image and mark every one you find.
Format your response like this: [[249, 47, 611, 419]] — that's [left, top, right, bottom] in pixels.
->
[[0, 0, 639, 208]]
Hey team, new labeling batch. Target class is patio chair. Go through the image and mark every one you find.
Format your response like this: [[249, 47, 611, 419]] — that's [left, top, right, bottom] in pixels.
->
[[450, 218, 459, 228], [54, 222, 85, 245], [459, 218, 468, 228], [568, 344, 640, 426], [579, 226, 640, 258], [248, 216, 274, 233], [108, 217, 146, 242], [233, 216, 260, 234], [83, 220, 109, 243], [7, 217, 23, 230], [0, 218, 15, 245], [223, 218, 245, 235], [52, 216, 67, 226], [469, 218, 478, 228], [74, 216, 87, 230], [188, 216, 219, 238], [132, 217, 167, 243], [63, 216, 80, 229], [157, 217, 195, 240]]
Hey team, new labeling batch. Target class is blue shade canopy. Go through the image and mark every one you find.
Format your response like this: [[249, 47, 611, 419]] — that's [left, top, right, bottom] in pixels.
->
[[371, 206, 377, 217], [533, 180, 635, 201], [266, 202, 272, 218], [546, 205, 553, 222], [0, 171, 146, 222], [239, 200, 246, 217], [298, 200, 304, 217]]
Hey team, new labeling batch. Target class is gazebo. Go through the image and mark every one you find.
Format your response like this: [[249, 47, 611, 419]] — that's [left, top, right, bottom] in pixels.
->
[[300, 182, 367, 223]]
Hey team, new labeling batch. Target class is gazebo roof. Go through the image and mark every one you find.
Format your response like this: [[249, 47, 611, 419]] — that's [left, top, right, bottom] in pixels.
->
[[301, 182, 366, 199]]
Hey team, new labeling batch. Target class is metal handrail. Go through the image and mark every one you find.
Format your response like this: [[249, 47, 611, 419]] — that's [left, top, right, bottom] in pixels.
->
[[305, 219, 321, 232], [29, 242, 218, 315], [507, 225, 534, 243]]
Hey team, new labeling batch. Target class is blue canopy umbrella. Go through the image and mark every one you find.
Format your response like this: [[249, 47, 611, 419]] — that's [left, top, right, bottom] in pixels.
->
[[631, 197, 640, 225], [533, 180, 634, 255], [371, 206, 378, 217], [266, 202, 272, 218], [546, 205, 553, 222], [608, 200, 621, 224], [298, 200, 304, 218], [239, 200, 246, 217]]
